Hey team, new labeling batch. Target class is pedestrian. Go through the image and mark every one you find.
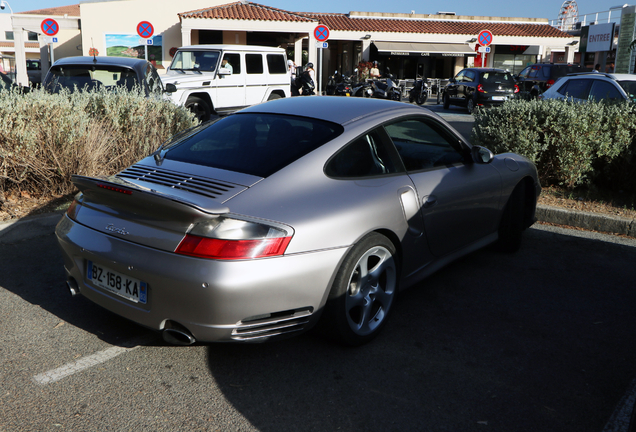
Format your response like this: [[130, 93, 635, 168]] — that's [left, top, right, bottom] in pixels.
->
[[593, 63, 600, 73], [607, 62, 615, 73], [369, 61, 380, 79]]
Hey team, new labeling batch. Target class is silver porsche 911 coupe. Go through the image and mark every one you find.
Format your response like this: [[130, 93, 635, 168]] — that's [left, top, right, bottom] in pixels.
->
[[56, 96, 540, 346]]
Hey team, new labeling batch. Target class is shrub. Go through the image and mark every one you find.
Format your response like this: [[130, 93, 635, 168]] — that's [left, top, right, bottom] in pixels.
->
[[471, 99, 636, 190], [0, 87, 197, 197]]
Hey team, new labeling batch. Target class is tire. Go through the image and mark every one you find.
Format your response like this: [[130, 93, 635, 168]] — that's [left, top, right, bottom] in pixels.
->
[[467, 97, 476, 114], [436, 91, 441, 105], [443, 92, 450, 109], [267, 93, 282, 101], [416, 91, 427, 105], [320, 233, 398, 346], [185, 97, 212, 123], [497, 181, 527, 253]]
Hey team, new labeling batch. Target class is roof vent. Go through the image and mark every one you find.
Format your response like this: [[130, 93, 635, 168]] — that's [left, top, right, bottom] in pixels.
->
[[240, 0, 249, 4]]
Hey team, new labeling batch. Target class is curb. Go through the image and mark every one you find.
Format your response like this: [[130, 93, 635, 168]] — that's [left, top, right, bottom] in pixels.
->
[[536, 204, 636, 238], [1, 205, 634, 244]]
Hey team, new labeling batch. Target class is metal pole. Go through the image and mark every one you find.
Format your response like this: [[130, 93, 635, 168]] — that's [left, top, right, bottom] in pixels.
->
[[50, 43, 55, 65], [319, 47, 323, 95]]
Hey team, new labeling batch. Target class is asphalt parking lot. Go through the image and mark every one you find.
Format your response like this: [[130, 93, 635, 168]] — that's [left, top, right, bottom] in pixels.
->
[[1, 212, 636, 431]]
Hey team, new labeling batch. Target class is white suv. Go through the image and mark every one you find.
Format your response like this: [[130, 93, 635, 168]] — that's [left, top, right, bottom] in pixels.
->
[[540, 72, 636, 103], [162, 45, 291, 121]]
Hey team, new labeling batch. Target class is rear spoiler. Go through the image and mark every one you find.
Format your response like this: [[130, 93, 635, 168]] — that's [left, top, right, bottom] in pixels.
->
[[72, 175, 230, 216]]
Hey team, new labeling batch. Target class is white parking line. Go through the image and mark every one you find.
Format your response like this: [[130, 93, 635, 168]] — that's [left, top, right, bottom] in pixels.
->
[[33, 345, 137, 385]]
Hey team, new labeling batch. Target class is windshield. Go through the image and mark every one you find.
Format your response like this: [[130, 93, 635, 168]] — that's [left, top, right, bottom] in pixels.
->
[[618, 80, 636, 102], [164, 113, 344, 177], [169, 50, 220, 72], [45, 65, 140, 93]]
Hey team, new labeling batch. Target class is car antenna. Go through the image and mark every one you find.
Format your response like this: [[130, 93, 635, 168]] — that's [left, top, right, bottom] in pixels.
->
[[92, 38, 97, 63]]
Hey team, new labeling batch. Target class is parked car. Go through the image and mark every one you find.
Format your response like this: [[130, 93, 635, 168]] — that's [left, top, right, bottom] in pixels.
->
[[26, 59, 42, 86], [1, 71, 30, 93], [162, 45, 291, 122], [42, 56, 163, 95], [443, 67, 518, 114], [539, 72, 636, 103], [55, 97, 540, 347], [515, 63, 584, 99]]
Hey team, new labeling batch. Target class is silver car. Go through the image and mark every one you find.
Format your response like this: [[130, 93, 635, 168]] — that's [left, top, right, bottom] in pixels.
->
[[56, 97, 540, 346]]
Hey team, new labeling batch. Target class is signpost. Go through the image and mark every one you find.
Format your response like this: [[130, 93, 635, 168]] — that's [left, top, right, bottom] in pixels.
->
[[477, 29, 493, 67], [314, 25, 330, 95], [41, 18, 60, 64], [137, 21, 154, 61]]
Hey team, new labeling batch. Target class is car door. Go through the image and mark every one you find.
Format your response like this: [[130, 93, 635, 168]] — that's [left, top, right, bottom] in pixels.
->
[[216, 52, 245, 110], [446, 70, 465, 103], [245, 53, 267, 105], [458, 69, 476, 105], [384, 115, 502, 257]]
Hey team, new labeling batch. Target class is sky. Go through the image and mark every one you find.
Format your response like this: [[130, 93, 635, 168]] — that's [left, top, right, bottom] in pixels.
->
[[0, 0, 626, 22]]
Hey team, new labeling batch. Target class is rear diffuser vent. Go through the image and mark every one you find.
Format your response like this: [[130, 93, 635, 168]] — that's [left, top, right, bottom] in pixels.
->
[[117, 165, 237, 200], [232, 308, 313, 341]]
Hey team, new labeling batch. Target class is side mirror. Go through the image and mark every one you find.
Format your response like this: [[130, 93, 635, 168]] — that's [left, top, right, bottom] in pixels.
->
[[217, 68, 231, 76], [164, 83, 177, 93], [471, 146, 494, 164], [449, 77, 457, 84]]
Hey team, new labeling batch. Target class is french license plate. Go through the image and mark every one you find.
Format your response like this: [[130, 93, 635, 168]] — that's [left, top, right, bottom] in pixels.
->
[[87, 260, 147, 304], [492, 96, 505, 101]]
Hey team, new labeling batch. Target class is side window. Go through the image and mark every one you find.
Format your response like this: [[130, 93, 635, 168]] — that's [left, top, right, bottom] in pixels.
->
[[464, 70, 475, 82], [454, 70, 465, 83], [528, 66, 540, 79], [325, 128, 403, 178], [246, 54, 263, 74], [588, 80, 622, 101], [384, 118, 467, 172], [518, 67, 530, 79], [221, 53, 241, 74], [266, 54, 287, 74], [558, 79, 592, 99]]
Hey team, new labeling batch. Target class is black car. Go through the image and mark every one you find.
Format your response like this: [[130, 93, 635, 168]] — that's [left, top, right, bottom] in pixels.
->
[[26, 59, 42, 86], [443, 68, 518, 114], [42, 56, 163, 95], [515, 63, 584, 99], [1, 71, 30, 93]]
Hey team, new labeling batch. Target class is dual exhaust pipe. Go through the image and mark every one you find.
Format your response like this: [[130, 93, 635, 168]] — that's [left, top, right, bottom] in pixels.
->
[[66, 277, 196, 346]]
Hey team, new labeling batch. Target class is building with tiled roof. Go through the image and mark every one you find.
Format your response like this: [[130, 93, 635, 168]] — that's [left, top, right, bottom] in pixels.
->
[[7, 0, 582, 88]]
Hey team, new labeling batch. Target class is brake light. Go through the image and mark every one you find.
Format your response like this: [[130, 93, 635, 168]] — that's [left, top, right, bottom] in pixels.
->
[[175, 216, 293, 260], [97, 183, 133, 195], [66, 199, 80, 221], [546, 79, 555, 88], [477, 84, 485, 93], [514, 84, 520, 94], [176, 235, 291, 260]]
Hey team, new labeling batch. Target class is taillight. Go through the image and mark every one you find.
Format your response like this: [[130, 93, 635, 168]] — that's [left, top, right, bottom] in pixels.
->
[[477, 84, 485, 93], [546, 79, 555, 88], [175, 216, 293, 260], [514, 84, 520, 94]]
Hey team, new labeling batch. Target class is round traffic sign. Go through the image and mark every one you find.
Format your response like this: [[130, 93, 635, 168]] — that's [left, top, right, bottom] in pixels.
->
[[314, 25, 330, 42], [41, 18, 59, 37], [137, 21, 154, 39], [478, 29, 493, 47]]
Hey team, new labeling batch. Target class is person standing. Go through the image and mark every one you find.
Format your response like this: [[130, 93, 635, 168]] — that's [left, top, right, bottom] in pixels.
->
[[369, 61, 380, 79]]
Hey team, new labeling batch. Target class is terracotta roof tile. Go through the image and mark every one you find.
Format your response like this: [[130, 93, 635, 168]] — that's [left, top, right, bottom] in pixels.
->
[[180, 2, 571, 39], [18, 4, 80, 16], [180, 2, 316, 22]]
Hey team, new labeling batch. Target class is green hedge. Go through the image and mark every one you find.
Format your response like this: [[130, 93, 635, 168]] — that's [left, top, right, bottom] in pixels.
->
[[0, 87, 197, 197], [471, 99, 636, 190]]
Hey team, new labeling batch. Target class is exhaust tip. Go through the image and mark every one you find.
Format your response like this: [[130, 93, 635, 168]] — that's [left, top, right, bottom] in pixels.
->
[[67, 278, 80, 297], [162, 321, 196, 346]]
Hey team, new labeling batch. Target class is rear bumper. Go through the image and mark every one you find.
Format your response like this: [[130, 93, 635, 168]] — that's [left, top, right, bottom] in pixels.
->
[[55, 215, 347, 343]]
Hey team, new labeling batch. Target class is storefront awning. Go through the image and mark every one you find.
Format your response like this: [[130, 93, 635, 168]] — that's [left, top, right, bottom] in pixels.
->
[[373, 41, 477, 57]]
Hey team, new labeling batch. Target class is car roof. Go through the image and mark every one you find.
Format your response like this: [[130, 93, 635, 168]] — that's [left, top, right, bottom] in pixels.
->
[[177, 44, 285, 53], [51, 56, 150, 71], [566, 72, 636, 81], [238, 96, 424, 126]]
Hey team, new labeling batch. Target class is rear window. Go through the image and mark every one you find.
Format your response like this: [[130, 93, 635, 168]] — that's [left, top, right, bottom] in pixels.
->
[[44, 65, 139, 93], [480, 71, 514, 83], [164, 113, 343, 177]]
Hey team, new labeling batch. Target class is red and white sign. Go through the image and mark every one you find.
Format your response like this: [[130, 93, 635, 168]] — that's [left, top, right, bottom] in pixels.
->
[[41, 18, 59, 36], [478, 29, 493, 47], [137, 21, 154, 39], [314, 25, 330, 42]]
